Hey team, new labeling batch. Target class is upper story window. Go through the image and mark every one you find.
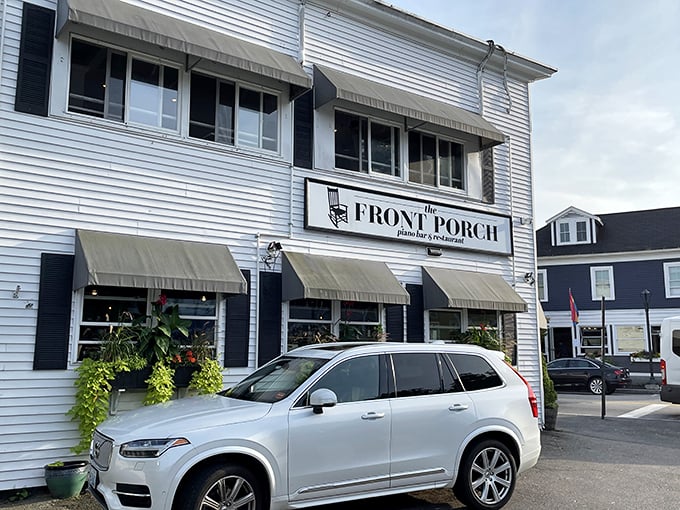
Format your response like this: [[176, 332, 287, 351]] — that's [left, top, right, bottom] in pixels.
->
[[556, 218, 591, 245], [189, 72, 279, 151], [537, 269, 548, 302], [664, 262, 680, 298], [408, 131, 464, 190], [334, 110, 400, 176], [69, 39, 179, 130], [590, 266, 615, 300]]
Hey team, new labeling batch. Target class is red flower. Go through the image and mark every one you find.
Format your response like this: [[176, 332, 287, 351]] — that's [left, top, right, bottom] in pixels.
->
[[156, 294, 167, 306]]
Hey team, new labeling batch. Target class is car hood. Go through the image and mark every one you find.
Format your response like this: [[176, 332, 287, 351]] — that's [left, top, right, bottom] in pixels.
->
[[97, 395, 271, 441]]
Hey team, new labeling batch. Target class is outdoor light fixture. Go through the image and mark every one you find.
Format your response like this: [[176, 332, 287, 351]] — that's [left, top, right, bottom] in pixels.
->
[[523, 272, 535, 285], [427, 247, 442, 256], [262, 241, 283, 269]]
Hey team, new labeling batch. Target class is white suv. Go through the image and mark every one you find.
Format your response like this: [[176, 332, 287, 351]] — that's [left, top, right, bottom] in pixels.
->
[[88, 343, 540, 510]]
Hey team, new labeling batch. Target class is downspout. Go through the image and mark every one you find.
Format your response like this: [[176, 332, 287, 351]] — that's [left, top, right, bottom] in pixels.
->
[[254, 232, 261, 368], [475, 40, 495, 115]]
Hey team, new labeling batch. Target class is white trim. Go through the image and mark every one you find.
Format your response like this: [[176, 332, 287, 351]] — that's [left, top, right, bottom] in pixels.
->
[[555, 218, 591, 246], [537, 269, 548, 302], [590, 265, 615, 301], [664, 262, 680, 299], [538, 248, 680, 266]]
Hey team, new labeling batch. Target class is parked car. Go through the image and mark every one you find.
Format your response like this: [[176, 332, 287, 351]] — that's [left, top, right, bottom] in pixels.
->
[[88, 342, 541, 510], [547, 357, 631, 395]]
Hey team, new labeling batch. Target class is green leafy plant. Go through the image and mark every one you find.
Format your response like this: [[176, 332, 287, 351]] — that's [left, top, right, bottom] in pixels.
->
[[461, 324, 502, 350], [136, 295, 191, 364], [630, 349, 659, 358], [8, 488, 29, 502], [189, 358, 224, 395], [144, 361, 176, 405], [542, 356, 558, 409]]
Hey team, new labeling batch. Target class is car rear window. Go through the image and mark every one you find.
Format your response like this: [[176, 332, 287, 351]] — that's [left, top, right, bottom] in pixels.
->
[[392, 353, 443, 397], [446, 353, 503, 391]]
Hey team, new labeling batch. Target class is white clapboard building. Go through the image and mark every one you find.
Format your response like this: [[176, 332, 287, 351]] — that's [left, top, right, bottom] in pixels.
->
[[0, 0, 555, 490]]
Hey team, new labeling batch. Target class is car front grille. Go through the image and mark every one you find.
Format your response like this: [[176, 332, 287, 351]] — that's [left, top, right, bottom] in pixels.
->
[[90, 430, 113, 470]]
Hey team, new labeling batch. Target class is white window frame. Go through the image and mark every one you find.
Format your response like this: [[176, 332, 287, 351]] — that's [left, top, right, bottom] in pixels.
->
[[556, 218, 591, 246], [614, 325, 646, 354], [590, 266, 615, 301], [664, 262, 680, 298], [537, 269, 548, 302], [407, 129, 467, 192]]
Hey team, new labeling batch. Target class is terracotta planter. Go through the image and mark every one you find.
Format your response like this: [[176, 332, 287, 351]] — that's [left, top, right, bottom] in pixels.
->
[[44, 461, 88, 499]]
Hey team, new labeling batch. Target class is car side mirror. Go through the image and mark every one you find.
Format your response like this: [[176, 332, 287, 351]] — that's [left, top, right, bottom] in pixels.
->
[[309, 388, 338, 414]]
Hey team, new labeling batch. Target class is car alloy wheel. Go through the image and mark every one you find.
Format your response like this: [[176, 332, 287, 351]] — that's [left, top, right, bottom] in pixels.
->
[[588, 376, 604, 395], [454, 440, 516, 510], [180, 465, 262, 510]]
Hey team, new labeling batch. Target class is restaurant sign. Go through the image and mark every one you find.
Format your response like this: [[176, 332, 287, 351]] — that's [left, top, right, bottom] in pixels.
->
[[305, 179, 512, 255]]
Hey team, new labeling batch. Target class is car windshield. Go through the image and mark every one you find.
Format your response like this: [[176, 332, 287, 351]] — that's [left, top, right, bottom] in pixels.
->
[[222, 356, 329, 403]]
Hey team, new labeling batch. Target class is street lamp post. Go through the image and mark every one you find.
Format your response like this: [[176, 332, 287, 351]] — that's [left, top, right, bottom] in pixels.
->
[[641, 289, 655, 384]]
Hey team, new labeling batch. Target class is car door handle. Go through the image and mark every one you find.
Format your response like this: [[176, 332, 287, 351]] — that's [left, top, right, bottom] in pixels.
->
[[449, 404, 469, 412], [361, 412, 385, 420]]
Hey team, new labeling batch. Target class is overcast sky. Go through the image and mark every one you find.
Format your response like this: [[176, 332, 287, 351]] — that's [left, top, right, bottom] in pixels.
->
[[388, 0, 680, 226]]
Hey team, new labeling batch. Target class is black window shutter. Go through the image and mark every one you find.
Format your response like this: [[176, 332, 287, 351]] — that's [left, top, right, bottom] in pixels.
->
[[15, 3, 55, 116], [224, 270, 251, 368], [385, 304, 404, 342], [34, 253, 74, 370], [293, 89, 314, 169], [481, 148, 495, 204], [406, 284, 424, 343], [258, 271, 282, 366]]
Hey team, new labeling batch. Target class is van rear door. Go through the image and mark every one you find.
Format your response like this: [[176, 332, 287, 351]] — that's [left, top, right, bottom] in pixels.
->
[[660, 317, 680, 404]]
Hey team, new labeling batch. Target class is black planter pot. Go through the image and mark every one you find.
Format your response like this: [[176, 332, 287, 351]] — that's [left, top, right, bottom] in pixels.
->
[[111, 367, 152, 389], [544, 406, 558, 431], [173, 365, 200, 388]]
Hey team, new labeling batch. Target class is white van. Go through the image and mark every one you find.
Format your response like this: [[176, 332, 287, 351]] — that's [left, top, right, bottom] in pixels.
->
[[660, 316, 680, 404]]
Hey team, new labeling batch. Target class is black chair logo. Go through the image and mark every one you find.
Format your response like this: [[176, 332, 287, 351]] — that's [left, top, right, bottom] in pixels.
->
[[327, 187, 348, 228]]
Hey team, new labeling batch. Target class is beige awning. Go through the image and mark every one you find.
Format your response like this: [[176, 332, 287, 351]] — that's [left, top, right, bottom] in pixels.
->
[[282, 252, 410, 305], [422, 266, 527, 312], [538, 302, 548, 330], [56, 0, 311, 89], [313, 65, 505, 149], [73, 230, 247, 294]]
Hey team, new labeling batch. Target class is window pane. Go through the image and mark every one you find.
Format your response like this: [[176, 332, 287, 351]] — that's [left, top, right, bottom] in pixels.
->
[[408, 132, 436, 186], [217, 81, 236, 144], [616, 325, 645, 353], [262, 92, 278, 151], [468, 310, 498, 328], [162, 290, 216, 317], [559, 223, 570, 243], [290, 299, 332, 320], [81, 286, 146, 323], [392, 353, 442, 397], [189, 73, 217, 141], [238, 88, 261, 148], [439, 140, 463, 189], [537, 272, 546, 301], [335, 111, 367, 172], [161, 67, 179, 130], [429, 310, 462, 341], [370, 122, 398, 176], [107, 52, 127, 121], [669, 266, 680, 296], [341, 302, 379, 322], [69, 39, 107, 117], [448, 353, 502, 391], [576, 221, 588, 242], [129, 59, 161, 126], [287, 323, 332, 350], [594, 269, 611, 298], [408, 131, 422, 183]]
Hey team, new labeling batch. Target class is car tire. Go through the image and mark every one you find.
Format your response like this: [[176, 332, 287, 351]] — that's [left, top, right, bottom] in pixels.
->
[[178, 464, 264, 510], [605, 385, 616, 395], [588, 376, 604, 395], [453, 439, 517, 510]]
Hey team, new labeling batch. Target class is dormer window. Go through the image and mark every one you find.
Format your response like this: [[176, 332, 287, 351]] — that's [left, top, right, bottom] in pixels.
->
[[556, 218, 591, 245]]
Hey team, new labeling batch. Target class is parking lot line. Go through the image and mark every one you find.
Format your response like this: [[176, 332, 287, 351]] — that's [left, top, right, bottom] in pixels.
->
[[618, 403, 669, 419]]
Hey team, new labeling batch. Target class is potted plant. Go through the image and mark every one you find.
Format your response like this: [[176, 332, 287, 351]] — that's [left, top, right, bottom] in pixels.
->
[[542, 356, 559, 430], [44, 460, 89, 499]]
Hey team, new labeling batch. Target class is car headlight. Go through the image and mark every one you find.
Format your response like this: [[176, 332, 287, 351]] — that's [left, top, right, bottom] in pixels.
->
[[119, 438, 190, 458]]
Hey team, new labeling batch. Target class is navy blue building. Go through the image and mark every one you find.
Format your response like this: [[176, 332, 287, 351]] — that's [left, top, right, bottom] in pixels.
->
[[536, 206, 680, 378]]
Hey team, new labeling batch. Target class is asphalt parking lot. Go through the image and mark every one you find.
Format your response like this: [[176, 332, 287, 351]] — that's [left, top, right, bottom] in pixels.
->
[[5, 391, 680, 510]]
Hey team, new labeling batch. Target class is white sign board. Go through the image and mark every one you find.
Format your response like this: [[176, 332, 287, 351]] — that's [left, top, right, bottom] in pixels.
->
[[305, 179, 513, 255]]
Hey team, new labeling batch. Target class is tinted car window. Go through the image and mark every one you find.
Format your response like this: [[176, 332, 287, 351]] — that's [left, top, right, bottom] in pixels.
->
[[392, 353, 442, 397], [309, 355, 381, 403], [447, 353, 503, 391], [440, 354, 464, 393], [547, 359, 568, 369], [569, 359, 595, 369]]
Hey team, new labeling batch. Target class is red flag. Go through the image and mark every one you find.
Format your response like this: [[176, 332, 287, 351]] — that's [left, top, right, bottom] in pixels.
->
[[569, 288, 579, 324]]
